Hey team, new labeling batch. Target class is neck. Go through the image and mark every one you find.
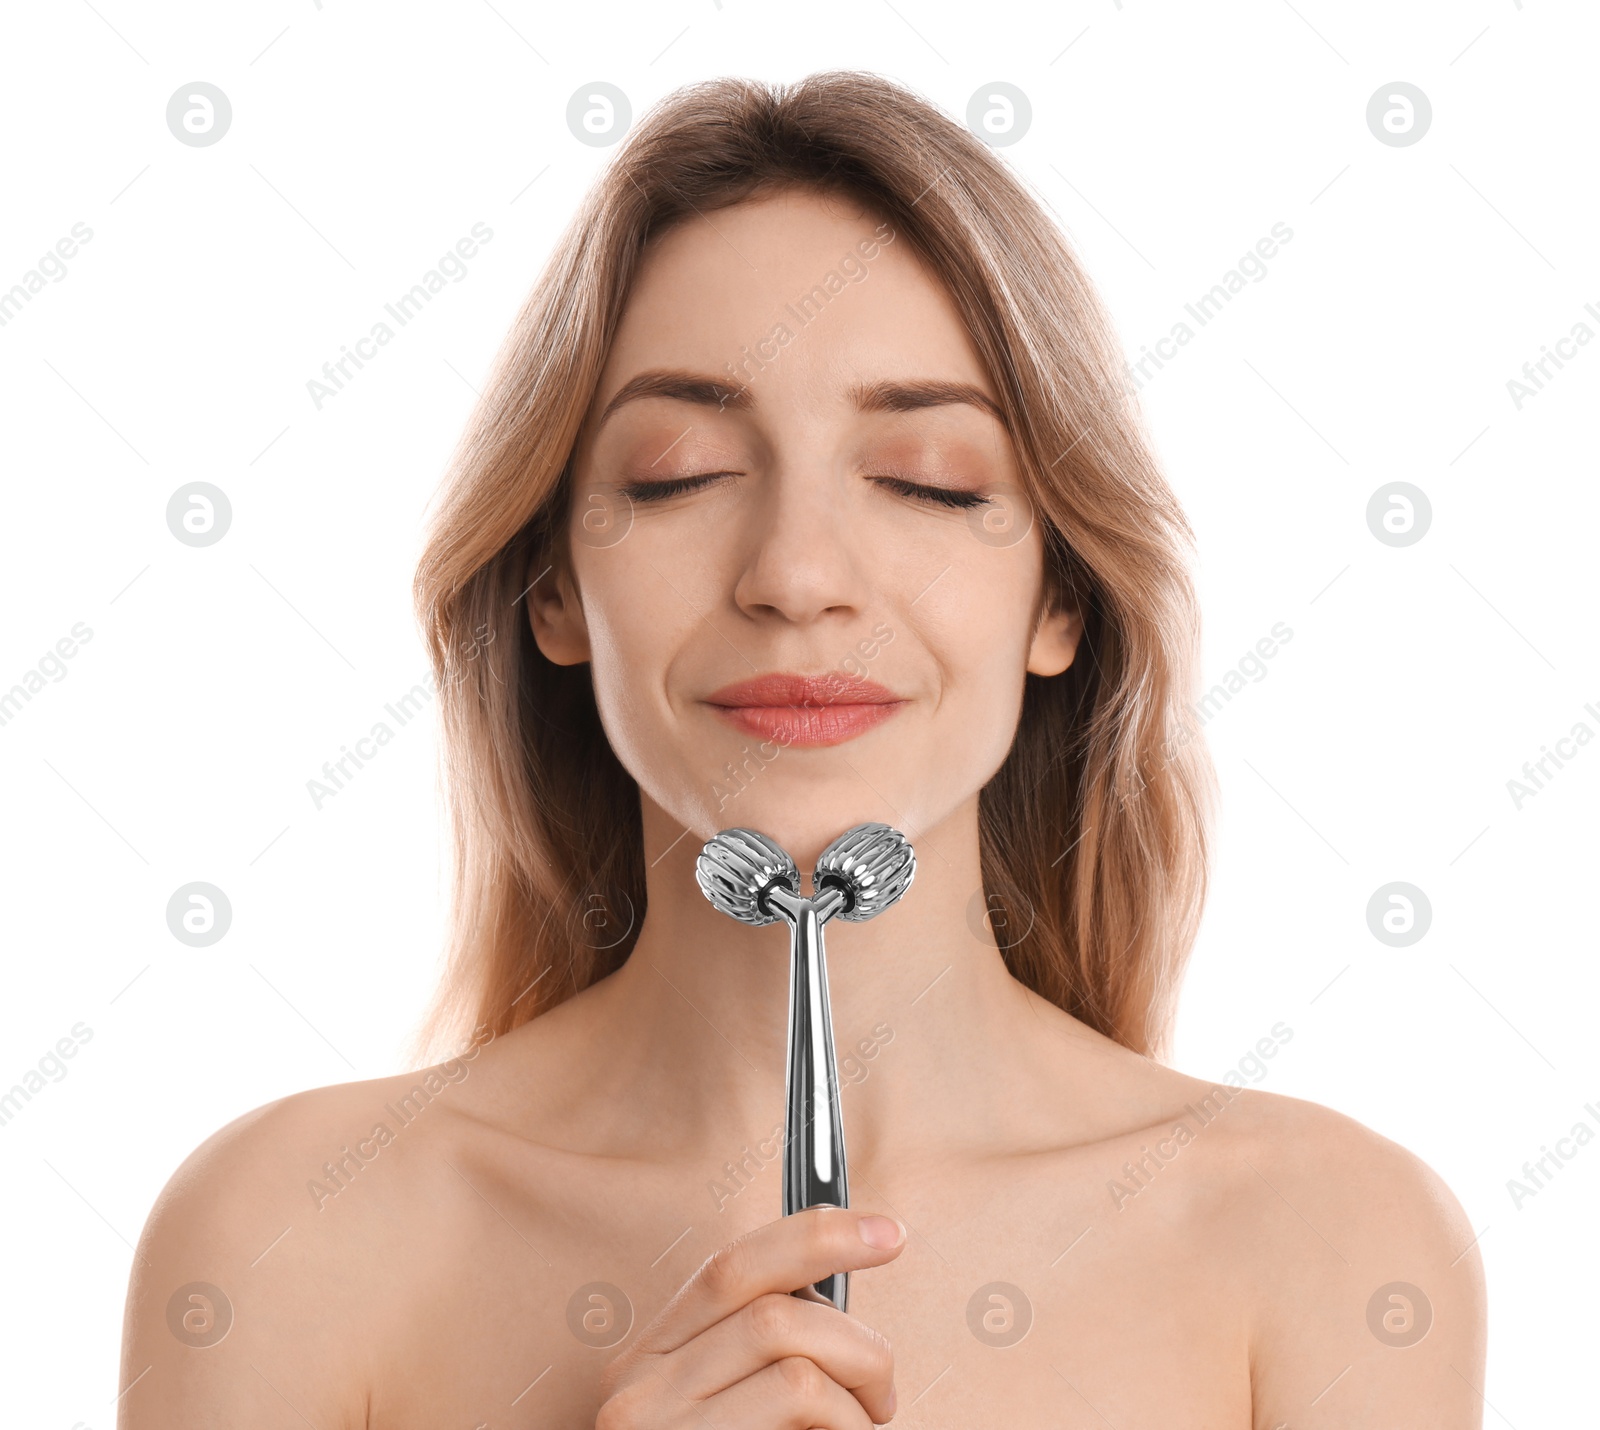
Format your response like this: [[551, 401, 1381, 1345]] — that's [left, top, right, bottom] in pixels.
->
[[581, 791, 1080, 1177]]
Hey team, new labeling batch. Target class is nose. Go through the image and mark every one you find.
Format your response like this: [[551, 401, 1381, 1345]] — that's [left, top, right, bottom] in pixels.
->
[[731, 459, 871, 627]]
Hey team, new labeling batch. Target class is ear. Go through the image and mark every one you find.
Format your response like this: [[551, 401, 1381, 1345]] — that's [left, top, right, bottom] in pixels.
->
[[1026, 599, 1083, 678], [525, 547, 591, 666]]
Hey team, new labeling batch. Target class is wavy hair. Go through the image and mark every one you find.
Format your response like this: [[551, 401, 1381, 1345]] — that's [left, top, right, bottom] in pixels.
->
[[408, 70, 1216, 1065]]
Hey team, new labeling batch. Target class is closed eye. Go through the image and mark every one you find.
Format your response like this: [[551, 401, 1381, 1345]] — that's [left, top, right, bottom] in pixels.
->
[[871, 476, 993, 511], [616, 472, 734, 503], [613, 471, 993, 510]]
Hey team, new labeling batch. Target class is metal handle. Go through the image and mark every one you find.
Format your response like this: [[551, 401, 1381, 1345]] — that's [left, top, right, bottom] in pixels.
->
[[695, 823, 915, 1319], [769, 887, 850, 1311]]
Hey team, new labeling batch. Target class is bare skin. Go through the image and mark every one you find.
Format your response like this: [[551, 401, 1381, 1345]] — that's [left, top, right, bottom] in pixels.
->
[[119, 189, 1487, 1428]]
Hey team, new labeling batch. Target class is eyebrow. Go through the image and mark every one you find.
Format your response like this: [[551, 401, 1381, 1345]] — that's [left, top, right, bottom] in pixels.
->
[[594, 368, 1008, 431]]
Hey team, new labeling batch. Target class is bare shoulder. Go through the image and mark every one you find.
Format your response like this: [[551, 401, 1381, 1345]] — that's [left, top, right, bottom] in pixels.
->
[[1214, 1087, 1478, 1242], [1192, 1086, 1489, 1426], [119, 1032, 502, 1429], [1048, 1016, 1490, 1428], [996, 998, 1486, 1423]]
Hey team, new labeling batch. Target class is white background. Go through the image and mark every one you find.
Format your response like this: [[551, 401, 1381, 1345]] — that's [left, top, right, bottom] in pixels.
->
[[1, 0, 1594, 1423]]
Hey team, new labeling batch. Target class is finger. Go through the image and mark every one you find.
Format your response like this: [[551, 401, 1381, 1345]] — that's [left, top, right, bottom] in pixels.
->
[[641, 1206, 907, 1354], [658, 1291, 896, 1424], [709, 1354, 880, 1430]]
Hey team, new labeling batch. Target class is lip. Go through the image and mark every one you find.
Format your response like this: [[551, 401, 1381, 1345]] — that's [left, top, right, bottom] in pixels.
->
[[704, 671, 908, 748]]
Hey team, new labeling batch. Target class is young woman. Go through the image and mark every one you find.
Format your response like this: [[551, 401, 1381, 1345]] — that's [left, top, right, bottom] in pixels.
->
[[120, 71, 1486, 1427]]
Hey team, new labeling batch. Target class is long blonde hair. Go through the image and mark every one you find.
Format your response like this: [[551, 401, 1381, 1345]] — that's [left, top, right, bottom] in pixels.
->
[[408, 70, 1215, 1065]]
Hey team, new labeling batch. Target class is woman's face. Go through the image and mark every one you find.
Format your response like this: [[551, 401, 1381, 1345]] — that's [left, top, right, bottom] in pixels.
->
[[531, 186, 1081, 867]]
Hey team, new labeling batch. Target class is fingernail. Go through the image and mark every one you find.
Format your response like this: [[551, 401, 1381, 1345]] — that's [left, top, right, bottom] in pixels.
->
[[888, 1385, 898, 1415], [859, 1214, 904, 1248]]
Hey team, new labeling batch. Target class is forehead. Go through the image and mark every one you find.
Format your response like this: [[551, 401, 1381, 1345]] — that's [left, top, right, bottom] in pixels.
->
[[588, 188, 1001, 426]]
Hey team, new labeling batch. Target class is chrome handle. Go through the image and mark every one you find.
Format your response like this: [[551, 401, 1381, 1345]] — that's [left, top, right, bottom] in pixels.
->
[[768, 885, 851, 1309], [696, 823, 916, 1316]]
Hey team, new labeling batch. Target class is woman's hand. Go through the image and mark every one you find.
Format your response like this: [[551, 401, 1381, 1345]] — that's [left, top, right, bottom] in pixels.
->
[[595, 1205, 905, 1428]]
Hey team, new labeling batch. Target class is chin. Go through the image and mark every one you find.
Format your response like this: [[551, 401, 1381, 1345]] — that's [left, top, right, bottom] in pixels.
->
[[691, 780, 939, 872]]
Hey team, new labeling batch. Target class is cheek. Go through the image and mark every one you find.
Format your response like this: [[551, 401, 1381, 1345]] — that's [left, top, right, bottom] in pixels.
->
[[573, 555, 682, 758], [939, 604, 1031, 747], [902, 520, 1041, 663], [906, 538, 1041, 758], [571, 542, 730, 819]]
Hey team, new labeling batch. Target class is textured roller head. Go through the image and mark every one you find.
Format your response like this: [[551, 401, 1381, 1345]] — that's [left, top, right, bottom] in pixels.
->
[[696, 828, 801, 926], [813, 823, 916, 922]]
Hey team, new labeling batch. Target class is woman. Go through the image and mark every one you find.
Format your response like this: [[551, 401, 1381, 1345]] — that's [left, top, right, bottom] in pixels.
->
[[120, 71, 1486, 1426]]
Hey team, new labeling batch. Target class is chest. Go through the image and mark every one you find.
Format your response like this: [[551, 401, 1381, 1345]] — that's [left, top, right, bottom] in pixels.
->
[[366, 1153, 1253, 1428]]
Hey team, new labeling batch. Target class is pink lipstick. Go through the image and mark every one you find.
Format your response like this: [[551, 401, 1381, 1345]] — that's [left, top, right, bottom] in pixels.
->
[[703, 672, 907, 748]]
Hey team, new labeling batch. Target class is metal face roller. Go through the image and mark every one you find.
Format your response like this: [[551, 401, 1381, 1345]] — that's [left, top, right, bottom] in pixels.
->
[[696, 821, 916, 1313]]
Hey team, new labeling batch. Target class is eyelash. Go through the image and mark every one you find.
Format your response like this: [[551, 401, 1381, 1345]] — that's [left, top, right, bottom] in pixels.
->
[[617, 472, 727, 504], [616, 472, 992, 510], [878, 476, 992, 510]]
